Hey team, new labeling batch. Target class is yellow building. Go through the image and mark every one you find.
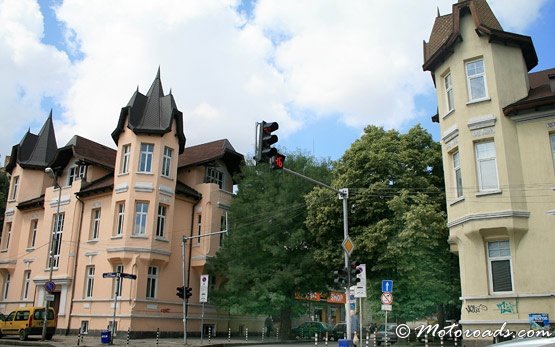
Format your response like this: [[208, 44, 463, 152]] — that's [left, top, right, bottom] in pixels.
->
[[423, 0, 555, 340], [1, 70, 264, 337]]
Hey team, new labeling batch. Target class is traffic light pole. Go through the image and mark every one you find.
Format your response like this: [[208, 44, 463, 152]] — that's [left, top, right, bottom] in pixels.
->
[[281, 168, 353, 339], [181, 218, 228, 345]]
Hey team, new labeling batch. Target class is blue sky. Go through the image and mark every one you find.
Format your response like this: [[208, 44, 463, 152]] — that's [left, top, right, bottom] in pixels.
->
[[1, 0, 554, 164]]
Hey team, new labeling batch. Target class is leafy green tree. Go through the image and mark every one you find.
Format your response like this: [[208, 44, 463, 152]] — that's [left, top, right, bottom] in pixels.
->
[[207, 152, 333, 337], [0, 168, 9, 232], [305, 125, 460, 322]]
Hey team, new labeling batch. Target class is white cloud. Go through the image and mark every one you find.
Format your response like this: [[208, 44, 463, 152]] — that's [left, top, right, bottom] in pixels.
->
[[0, 0, 550, 161], [0, 0, 71, 159]]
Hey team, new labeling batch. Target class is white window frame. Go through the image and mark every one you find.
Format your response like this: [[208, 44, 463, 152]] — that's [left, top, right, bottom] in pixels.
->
[[116, 202, 125, 236], [67, 166, 86, 186], [452, 151, 463, 198], [2, 273, 10, 300], [466, 58, 488, 102], [85, 265, 95, 298], [196, 214, 202, 244], [134, 202, 148, 236], [444, 72, 454, 113], [161, 147, 173, 177], [90, 208, 101, 240], [29, 219, 38, 248], [22, 271, 31, 300], [475, 141, 499, 192], [138, 143, 154, 173], [80, 321, 89, 334], [10, 176, 19, 200], [206, 167, 224, 189], [50, 212, 64, 269], [146, 266, 158, 299], [2, 222, 11, 250], [156, 205, 167, 238], [487, 240, 514, 293], [121, 144, 131, 174]]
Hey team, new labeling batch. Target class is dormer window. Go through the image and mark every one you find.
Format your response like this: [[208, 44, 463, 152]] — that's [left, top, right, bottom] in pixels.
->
[[139, 143, 154, 173], [206, 167, 224, 189], [68, 165, 87, 186]]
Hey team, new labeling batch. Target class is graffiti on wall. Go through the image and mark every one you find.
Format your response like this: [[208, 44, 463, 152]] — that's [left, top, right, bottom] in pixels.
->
[[466, 304, 488, 314], [497, 301, 517, 314]]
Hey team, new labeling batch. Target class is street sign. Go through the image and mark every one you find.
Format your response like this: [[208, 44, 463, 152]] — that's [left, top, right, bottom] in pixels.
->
[[381, 292, 393, 305], [342, 237, 355, 256], [103, 272, 137, 279], [45, 294, 55, 302], [120, 273, 137, 280], [381, 304, 392, 311], [200, 274, 209, 303], [44, 281, 56, 293], [382, 280, 393, 293]]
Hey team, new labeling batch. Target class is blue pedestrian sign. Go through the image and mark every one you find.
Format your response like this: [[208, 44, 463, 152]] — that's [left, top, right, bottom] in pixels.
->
[[382, 280, 393, 293]]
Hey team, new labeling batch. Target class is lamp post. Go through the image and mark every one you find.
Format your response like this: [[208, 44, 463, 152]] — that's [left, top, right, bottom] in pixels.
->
[[42, 167, 61, 340]]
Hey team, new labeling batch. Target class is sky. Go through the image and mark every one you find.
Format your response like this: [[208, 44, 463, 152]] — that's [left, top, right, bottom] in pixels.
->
[[1, 0, 554, 164]]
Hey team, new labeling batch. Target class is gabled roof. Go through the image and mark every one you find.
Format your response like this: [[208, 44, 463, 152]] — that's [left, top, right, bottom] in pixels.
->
[[50, 135, 117, 171], [504, 68, 555, 116], [111, 68, 186, 153], [178, 139, 244, 178], [5, 112, 58, 173], [423, 0, 537, 73]]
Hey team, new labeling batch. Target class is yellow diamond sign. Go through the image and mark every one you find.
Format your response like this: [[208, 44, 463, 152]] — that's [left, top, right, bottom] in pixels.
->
[[342, 237, 355, 256]]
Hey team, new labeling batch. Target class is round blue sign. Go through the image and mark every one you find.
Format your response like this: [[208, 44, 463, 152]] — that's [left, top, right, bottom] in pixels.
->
[[45, 281, 55, 293]]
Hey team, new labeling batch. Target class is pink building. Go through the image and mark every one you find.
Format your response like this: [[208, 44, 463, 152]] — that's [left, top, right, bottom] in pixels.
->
[[1, 70, 264, 337]]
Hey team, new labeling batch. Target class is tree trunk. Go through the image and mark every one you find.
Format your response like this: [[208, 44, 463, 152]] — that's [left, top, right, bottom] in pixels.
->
[[279, 306, 292, 340]]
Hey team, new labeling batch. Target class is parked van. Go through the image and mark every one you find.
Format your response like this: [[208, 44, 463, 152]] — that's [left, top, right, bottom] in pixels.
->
[[0, 307, 56, 341]]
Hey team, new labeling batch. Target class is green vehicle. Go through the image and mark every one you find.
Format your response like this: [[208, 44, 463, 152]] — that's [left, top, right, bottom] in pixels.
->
[[292, 321, 334, 339]]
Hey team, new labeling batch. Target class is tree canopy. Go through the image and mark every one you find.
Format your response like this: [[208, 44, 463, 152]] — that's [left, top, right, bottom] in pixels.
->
[[207, 152, 333, 334], [305, 125, 460, 322]]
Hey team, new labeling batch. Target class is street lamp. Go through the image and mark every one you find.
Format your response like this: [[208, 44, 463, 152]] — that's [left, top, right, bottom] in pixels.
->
[[42, 167, 61, 340]]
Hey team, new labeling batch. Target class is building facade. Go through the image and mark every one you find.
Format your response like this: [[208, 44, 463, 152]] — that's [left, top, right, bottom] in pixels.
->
[[423, 0, 555, 339], [1, 70, 264, 336]]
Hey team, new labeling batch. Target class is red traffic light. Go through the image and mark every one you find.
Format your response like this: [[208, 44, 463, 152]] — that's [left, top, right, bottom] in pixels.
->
[[271, 153, 286, 170]]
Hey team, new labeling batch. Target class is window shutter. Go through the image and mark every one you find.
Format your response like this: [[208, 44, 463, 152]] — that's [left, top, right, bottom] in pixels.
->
[[491, 259, 512, 292]]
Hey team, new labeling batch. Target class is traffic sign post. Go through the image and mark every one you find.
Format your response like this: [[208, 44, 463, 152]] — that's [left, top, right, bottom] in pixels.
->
[[103, 272, 137, 344], [382, 280, 393, 293]]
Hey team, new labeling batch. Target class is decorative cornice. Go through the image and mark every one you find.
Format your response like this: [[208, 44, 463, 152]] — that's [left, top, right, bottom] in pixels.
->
[[106, 247, 171, 256], [442, 124, 459, 143], [134, 182, 154, 193], [159, 185, 174, 196], [468, 114, 496, 130], [115, 182, 128, 194], [447, 210, 529, 228]]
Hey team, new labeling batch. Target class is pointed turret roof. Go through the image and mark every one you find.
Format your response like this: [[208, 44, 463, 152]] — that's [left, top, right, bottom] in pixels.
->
[[423, 0, 537, 73], [6, 111, 58, 173], [111, 69, 186, 153]]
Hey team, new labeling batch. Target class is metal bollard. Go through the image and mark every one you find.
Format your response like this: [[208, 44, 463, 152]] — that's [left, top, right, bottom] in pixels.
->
[[126, 327, 130, 346], [156, 328, 160, 346], [228, 327, 231, 342], [246, 327, 248, 341]]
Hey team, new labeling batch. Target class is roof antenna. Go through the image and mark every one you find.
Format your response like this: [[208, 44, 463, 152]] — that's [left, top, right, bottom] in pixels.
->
[[437, 6, 441, 17]]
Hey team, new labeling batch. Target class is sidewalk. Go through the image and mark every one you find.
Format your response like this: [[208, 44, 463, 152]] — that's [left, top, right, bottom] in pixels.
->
[[0, 335, 288, 347]]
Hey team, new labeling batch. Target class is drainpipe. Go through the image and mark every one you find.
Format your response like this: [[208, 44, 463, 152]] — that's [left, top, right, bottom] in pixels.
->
[[66, 194, 85, 334]]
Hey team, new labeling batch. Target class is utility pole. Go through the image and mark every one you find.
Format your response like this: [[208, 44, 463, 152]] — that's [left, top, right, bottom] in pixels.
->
[[181, 215, 228, 343]]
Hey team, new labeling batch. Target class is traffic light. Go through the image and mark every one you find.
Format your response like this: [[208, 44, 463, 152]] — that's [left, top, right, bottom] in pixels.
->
[[176, 286, 184, 299], [255, 121, 279, 163], [185, 286, 193, 299], [350, 261, 362, 285], [271, 153, 286, 170], [333, 268, 348, 286]]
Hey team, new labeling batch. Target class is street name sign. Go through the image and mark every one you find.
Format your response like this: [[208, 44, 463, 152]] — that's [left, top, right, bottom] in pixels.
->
[[103, 272, 137, 280]]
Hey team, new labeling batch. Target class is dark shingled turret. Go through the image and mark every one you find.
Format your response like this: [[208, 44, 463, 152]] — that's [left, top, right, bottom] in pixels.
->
[[5, 111, 58, 173], [111, 68, 186, 153]]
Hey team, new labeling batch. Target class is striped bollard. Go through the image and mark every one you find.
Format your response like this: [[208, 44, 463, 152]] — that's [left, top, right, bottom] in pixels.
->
[[246, 327, 248, 341], [424, 333, 428, 347], [454, 334, 458, 347], [276, 327, 279, 340], [262, 327, 265, 341], [156, 328, 160, 346], [228, 327, 231, 342], [325, 332, 329, 347], [440, 334, 444, 347], [77, 331, 81, 346], [126, 327, 130, 346], [209, 326, 212, 344], [366, 331, 369, 347], [373, 331, 377, 347], [315, 332, 318, 346]]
